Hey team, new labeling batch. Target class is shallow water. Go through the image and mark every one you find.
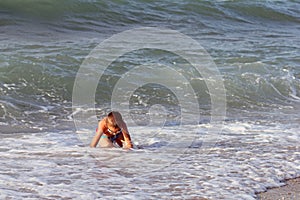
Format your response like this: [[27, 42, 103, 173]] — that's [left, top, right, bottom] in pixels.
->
[[1, 0, 300, 199], [0, 120, 299, 199]]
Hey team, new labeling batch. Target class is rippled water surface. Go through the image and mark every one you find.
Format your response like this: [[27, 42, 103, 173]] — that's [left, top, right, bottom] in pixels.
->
[[0, 0, 299, 199]]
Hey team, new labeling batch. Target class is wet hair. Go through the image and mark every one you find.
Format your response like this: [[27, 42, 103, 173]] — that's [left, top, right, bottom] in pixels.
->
[[107, 111, 123, 123]]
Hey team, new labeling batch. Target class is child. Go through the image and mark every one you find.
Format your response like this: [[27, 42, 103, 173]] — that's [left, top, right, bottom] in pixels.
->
[[90, 111, 133, 149]]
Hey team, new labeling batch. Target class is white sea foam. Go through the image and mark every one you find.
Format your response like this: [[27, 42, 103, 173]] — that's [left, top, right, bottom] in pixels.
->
[[0, 121, 299, 199]]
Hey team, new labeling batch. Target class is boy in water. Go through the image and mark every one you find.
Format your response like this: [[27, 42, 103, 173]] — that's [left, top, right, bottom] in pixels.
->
[[90, 111, 133, 149]]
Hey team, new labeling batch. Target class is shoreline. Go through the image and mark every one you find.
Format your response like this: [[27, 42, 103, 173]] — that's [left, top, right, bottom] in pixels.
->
[[256, 177, 300, 200]]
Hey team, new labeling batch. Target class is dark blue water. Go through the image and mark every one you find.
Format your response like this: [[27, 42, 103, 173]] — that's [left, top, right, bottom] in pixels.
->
[[1, 0, 299, 132]]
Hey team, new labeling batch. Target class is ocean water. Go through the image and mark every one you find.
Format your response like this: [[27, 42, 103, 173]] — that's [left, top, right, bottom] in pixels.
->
[[0, 0, 299, 199]]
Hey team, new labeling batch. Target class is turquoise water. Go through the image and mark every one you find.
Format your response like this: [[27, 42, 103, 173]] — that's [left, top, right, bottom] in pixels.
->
[[0, 1, 299, 199]]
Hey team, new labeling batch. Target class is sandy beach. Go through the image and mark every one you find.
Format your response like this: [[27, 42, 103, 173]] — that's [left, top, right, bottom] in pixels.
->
[[257, 177, 300, 200]]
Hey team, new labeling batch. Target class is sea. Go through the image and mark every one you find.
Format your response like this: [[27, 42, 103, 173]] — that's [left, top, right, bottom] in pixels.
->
[[0, 0, 299, 199]]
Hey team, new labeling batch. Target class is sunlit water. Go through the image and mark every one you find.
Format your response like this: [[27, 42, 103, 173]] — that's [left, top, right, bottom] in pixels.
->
[[1, 1, 300, 199], [1, 120, 299, 200]]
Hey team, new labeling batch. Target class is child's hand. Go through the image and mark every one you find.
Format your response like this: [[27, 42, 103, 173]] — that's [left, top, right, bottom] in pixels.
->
[[122, 140, 133, 149]]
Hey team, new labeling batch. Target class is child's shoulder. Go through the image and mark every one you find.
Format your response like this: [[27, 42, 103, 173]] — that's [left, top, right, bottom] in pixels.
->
[[99, 117, 107, 126]]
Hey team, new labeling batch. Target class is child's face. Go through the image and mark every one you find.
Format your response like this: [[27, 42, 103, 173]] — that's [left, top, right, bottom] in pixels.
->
[[108, 117, 117, 127]]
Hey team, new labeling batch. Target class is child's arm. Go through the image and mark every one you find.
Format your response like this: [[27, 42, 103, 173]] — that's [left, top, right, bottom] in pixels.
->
[[120, 122, 133, 149], [90, 120, 104, 147]]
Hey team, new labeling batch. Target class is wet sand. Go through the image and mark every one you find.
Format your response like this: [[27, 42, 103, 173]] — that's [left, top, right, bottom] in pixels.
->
[[257, 177, 300, 200]]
